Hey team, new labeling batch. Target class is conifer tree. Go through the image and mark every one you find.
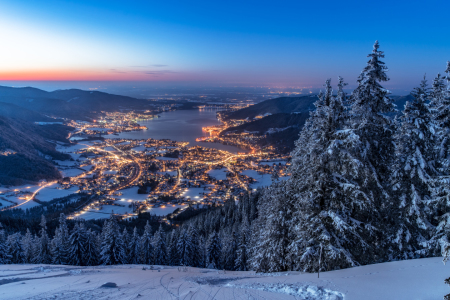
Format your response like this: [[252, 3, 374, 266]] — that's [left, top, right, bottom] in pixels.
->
[[121, 228, 130, 264], [152, 224, 167, 265], [34, 215, 51, 264], [67, 223, 88, 266], [168, 230, 180, 266], [221, 230, 238, 270], [22, 229, 34, 264], [188, 224, 202, 267], [140, 221, 153, 264], [177, 228, 193, 266], [235, 218, 250, 271], [250, 180, 292, 272], [6, 233, 24, 264], [100, 215, 126, 265], [427, 63, 450, 255], [0, 224, 11, 264], [128, 227, 141, 264], [206, 231, 221, 269], [84, 229, 99, 266], [51, 214, 69, 265], [391, 76, 437, 258]]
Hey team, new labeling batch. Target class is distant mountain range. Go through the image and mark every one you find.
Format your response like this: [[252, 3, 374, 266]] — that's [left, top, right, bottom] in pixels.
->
[[0, 86, 154, 121]]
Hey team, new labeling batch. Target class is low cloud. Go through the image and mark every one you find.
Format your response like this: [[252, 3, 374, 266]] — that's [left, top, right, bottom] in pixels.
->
[[109, 69, 127, 74], [130, 64, 168, 68]]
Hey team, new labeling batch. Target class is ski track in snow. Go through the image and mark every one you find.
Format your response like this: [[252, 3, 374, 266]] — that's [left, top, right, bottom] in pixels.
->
[[0, 257, 448, 300]]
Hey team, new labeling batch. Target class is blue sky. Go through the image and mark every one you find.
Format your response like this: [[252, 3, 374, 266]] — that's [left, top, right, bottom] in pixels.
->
[[0, 0, 449, 93]]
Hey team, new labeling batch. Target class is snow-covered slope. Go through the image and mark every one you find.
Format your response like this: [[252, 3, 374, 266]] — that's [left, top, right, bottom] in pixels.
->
[[0, 257, 447, 299]]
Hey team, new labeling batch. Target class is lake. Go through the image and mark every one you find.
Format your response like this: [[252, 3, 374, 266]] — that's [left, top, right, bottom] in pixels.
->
[[108, 108, 247, 153]]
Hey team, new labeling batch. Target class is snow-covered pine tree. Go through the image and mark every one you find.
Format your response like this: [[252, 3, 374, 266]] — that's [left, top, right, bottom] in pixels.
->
[[221, 230, 238, 270], [33, 215, 52, 264], [168, 229, 180, 266], [100, 215, 126, 265], [128, 227, 141, 264], [152, 224, 167, 265], [121, 228, 130, 264], [140, 221, 154, 264], [84, 229, 99, 266], [22, 229, 34, 263], [51, 213, 69, 265], [6, 232, 24, 264], [391, 76, 437, 258], [250, 175, 293, 272], [177, 228, 193, 266], [67, 223, 88, 266], [427, 63, 450, 256], [0, 224, 11, 264], [206, 231, 221, 269], [235, 217, 250, 271], [188, 224, 202, 267]]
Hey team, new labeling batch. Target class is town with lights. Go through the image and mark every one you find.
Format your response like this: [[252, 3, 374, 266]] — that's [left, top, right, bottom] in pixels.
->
[[0, 109, 290, 225]]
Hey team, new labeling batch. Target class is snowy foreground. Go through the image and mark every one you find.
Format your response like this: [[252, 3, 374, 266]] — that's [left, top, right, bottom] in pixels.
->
[[0, 257, 447, 300]]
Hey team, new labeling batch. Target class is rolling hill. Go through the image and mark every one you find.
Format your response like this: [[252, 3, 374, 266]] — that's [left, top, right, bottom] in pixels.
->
[[0, 116, 72, 185], [222, 96, 317, 120]]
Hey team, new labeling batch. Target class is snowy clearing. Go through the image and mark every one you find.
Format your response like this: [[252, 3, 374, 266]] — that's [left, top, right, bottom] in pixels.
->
[[0, 257, 447, 300]]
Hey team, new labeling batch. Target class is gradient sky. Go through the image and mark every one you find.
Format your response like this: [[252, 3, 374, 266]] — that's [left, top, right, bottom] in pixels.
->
[[0, 0, 449, 93]]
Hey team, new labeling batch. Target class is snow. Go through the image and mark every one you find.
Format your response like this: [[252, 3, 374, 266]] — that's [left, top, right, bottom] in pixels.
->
[[91, 204, 133, 215], [180, 187, 207, 199], [54, 160, 78, 167], [35, 184, 79, 202], [147, 204, 187, 216], [240, 170, 289, 189], [114, 187, 148, 201], [0, 257, 447, 300], [60, 168, 84, 177], [156, 156, 177, 161], [207, 168, 228, 180], [103, 170, 118, 175], [131, 145, 147, 152]]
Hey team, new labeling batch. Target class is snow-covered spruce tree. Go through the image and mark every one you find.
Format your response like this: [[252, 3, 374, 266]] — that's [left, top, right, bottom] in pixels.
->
[[250, 180, 293, 272], [33, 215, 52, 264], [188, 224, 202, 267], [427, 63, 450, 255], [22, 229, 34, 263], [51, 213, 69, 265], [221, 230, 238, 270], [100, 215, 126, 265], [177, 228, 193, 266], [84, 229, 99, 266], [121, 228, 130, 264], [128, 227, 141, 264], [391, 76, 437, 258], [152, 224, 167, 265], [140, 220, 154, 265], [6, 233, 24, 264], [67, 223, 88, 266], [168, 229, 180, 266], [235, 217, 250, 271], [0, 224, 11, 264], [206, 231, 221, 269]]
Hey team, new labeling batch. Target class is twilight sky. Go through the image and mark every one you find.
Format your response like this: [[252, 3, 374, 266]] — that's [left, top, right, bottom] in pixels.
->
[[0, 0, 449, 93]]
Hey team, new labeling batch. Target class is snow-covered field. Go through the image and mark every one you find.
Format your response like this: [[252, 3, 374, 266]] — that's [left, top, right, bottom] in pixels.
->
[[207, 168, 228, 181], [0, 257, 446, 300]]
